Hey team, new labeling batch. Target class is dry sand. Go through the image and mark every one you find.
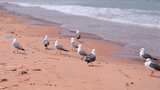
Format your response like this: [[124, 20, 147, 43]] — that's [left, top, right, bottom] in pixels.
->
[[0, 9, 160, 90]]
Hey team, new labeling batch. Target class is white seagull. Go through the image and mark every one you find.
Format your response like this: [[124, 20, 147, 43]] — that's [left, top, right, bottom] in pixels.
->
[[42, 35, 50, 49], [75, 30, 81, 40], [54, 40, 68, 54], [77, 44, 87, 59], [85, 49, 96, 64], [70, 37, 78, 51], [144, 58, 160, 76], [12, 38, 25, 53], [139, 48, 158, 60]]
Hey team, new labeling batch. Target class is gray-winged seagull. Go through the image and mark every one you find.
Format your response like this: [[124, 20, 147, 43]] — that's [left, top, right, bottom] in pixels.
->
[[77, 44, 87, 59], [85, 49, 96, 64], [70, 37, 78, 51], [54, 40, 68, 54], [12, 38, 25, 53], [145, 58, 160, 76], [75, 30, 81, 40], [42, 35, 49, 49]]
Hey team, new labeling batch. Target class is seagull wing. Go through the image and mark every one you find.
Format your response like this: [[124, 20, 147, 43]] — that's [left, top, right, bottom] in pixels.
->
[[71, 42, 78, 48], [79, 50, 87, 56], [85, 54, 96, 63], [150, 62, 160, 71], [43, 40, 49, 47], [56, 44, 63, 49], [14, 42, 24, 50], [143, 53, 158, 60], [56, 44, 69, 51]]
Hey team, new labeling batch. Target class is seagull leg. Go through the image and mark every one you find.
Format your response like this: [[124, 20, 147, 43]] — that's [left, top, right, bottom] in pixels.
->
[[150, 71, 154, 76], [16, 49, 19, 54], [81, 56, 85, 60], [74, 48, 77, 52], [80, 56, 83, 60], [70, 46, 73, 51], [88, 62, 94, 67], [55, 49, 58, 55], [59, 50, 62, 55]]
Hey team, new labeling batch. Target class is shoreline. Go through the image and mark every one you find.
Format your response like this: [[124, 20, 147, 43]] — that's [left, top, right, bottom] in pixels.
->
[[0, 6, 123, 61], [2, 2, 160, 58], [0, 4, 156, 63]]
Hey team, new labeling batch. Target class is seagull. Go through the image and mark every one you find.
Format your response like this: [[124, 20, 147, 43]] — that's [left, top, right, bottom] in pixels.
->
[[70, 37, 78, 51], [85, 49, 96, 64], [54, 40, 69, 54], [144, 58, 160, 76], [139, 48, 158, 60], [42, 35, 50, 49], [75, 30, 81, 40], [77, 44, 87, 59], [12, 38, 25, 53]]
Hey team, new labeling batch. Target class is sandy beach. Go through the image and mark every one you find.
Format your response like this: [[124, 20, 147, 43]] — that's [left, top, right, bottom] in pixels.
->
[[0, 8, 160, 90]]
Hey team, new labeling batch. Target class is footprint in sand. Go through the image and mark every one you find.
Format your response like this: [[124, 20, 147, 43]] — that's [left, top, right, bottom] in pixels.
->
[[0, 86, 8, 89], [12, 84, 19, 87], [0, 78, 8, 83], [19, 70, 28, 75], [32, 68, 42, 71], [0, 63, 6, 66], [10, 31, 18, 36], [118, 69, 131, 79], [125, 81, 134, 90], [44, 81, 54, 86], [9, 68, 17, 72], [29, 82, 36, 86]]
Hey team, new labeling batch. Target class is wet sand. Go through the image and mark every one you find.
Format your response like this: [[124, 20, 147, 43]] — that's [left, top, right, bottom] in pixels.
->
[[0, 9, 160, 90]]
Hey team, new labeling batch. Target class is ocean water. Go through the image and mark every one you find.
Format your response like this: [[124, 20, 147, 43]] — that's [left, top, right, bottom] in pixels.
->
[[3, 0, 160, 27], [1, 0, 160, 57]]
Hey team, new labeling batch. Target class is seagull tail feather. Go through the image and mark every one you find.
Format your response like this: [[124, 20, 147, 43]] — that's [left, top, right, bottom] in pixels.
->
[[62, 48, 69, 52], [151, 57, 159, 60], [20, 48, 25, 51]]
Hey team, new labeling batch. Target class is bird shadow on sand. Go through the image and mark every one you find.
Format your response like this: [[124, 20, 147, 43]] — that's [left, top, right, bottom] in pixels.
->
[[45, 48, 54, 50], [12, 51, 27, 55], [151, 75, 160, 78], [60, 53, 71, 57], [88, 64, 102, 67]]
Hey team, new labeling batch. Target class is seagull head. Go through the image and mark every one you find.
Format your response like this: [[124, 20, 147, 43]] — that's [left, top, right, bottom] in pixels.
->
[[76, 30, 80, 34], [44, 35, 48, 40], [140, 48, 145, 51], [12, 38, 17, 45], [55, 40, 58, 46], [139, 48, 145, 56], [70, 37, 75, 43], [91, 49, 96, 56]]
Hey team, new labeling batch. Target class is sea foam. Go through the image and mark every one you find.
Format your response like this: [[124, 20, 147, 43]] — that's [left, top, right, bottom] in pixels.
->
[[7, 2, 160, 28]]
